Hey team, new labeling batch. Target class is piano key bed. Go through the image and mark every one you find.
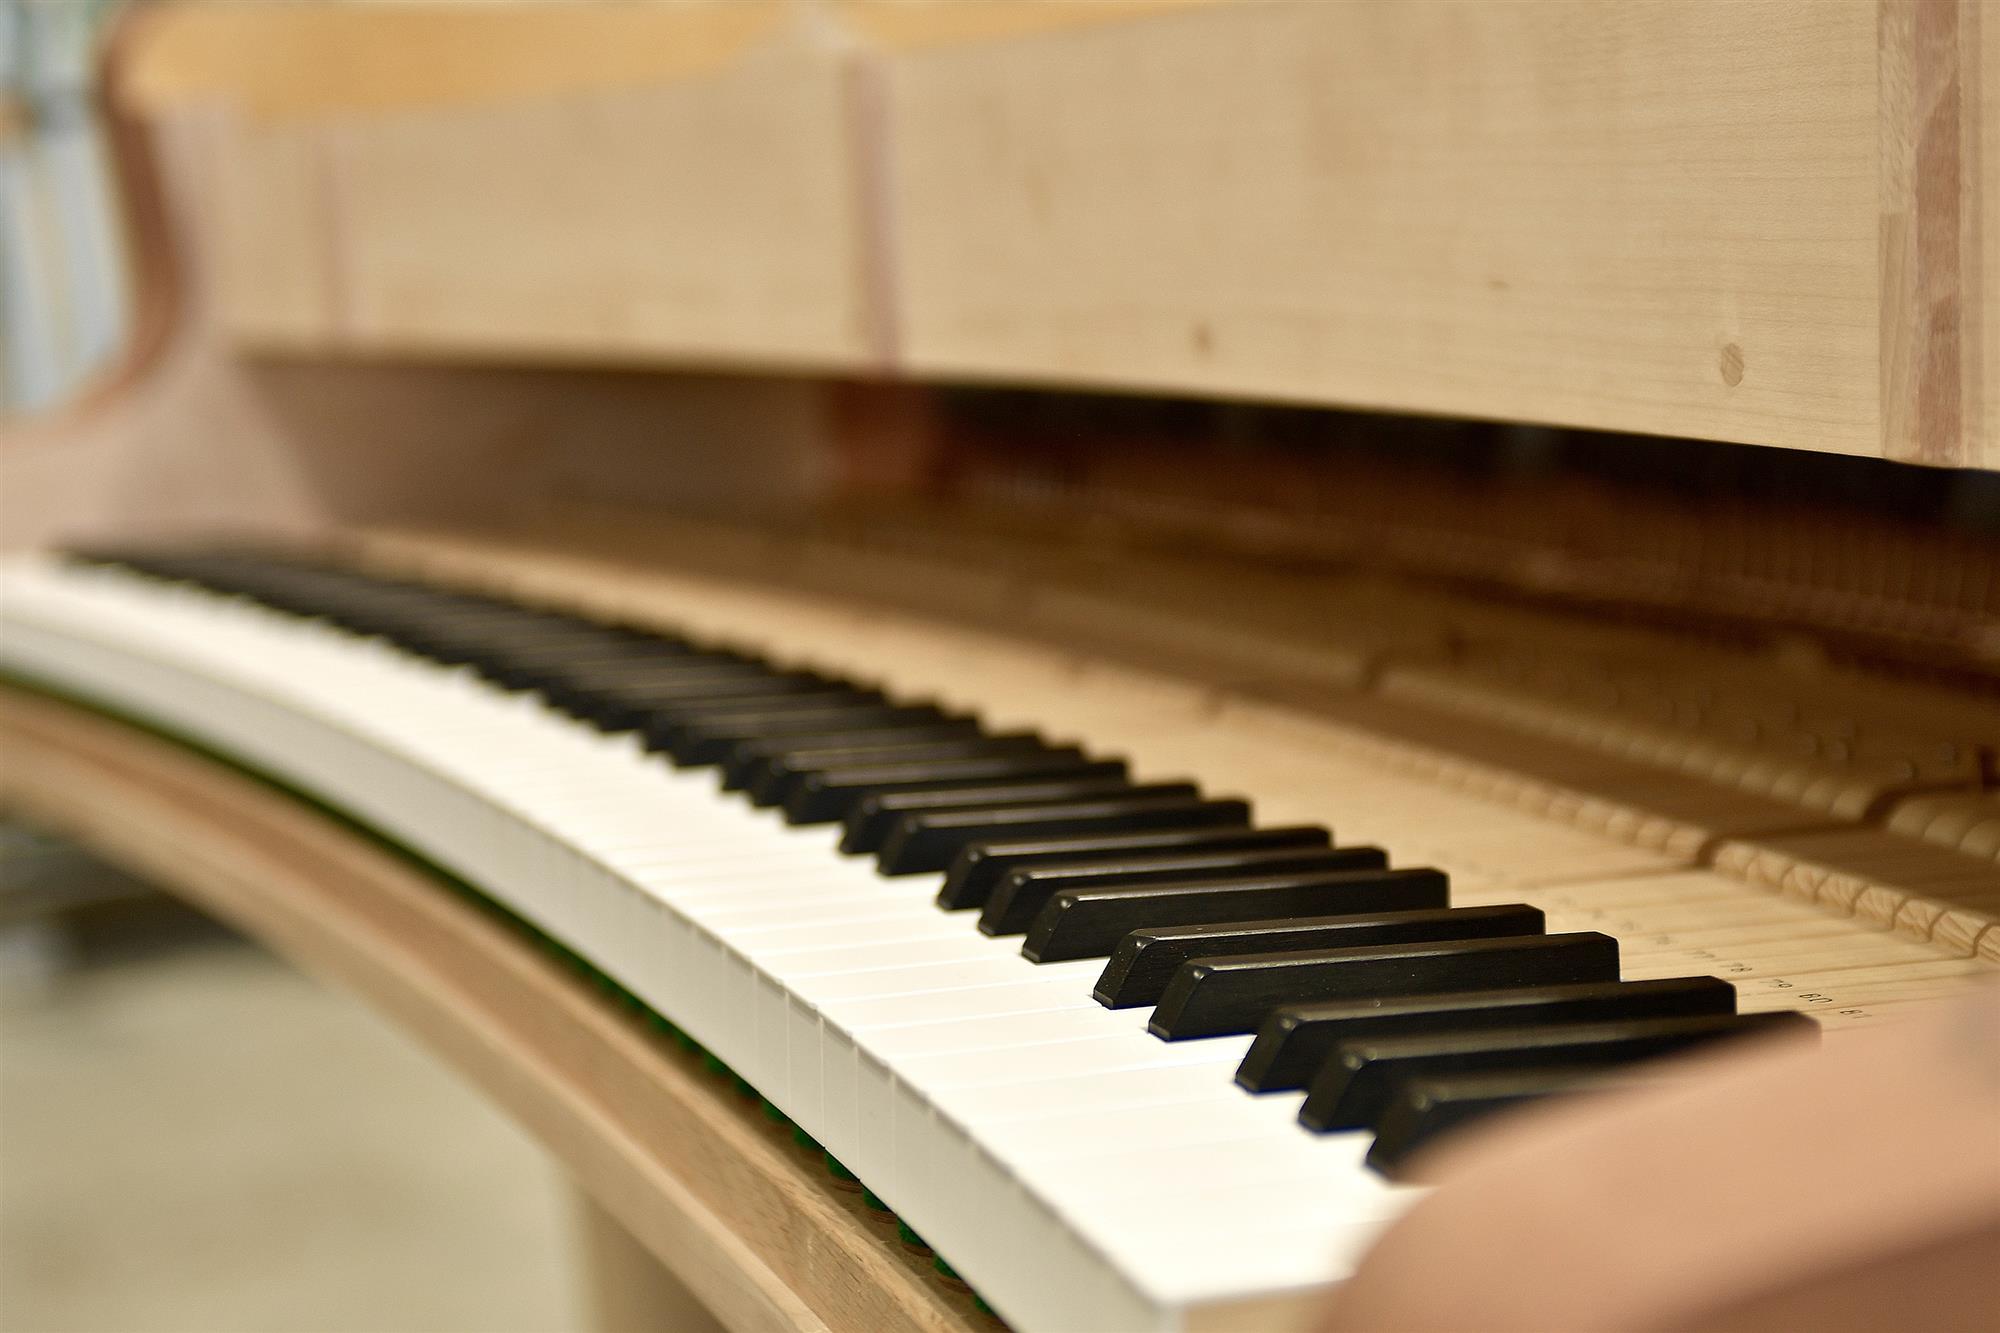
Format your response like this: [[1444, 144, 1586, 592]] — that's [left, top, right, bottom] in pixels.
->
[[1, 544, 1989, 1333]]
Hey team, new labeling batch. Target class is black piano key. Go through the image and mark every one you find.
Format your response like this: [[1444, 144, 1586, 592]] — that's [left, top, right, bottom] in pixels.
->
[[552, 672, 834, 730], [1149, 932, 1620, 1040], [1364, 1068, 1638, 1177], [1022, 867, 1450, 963], [537, 660, 773, 701], [488, 646, 748, 692], [984, 844, 1392, 938], [842, 778, 1186, 855], [713, 720, 1009, 779], [385, 605, 644, 635], [593, 679, 866, 734], [414, 618, 669, 658], [786, 752, 1123, 826], [1097, 903, 1546, 1010], [641, 685, 890, 735], [413, 625, 666, 670], [538, 656, 777, 693], [1235, 975, 1739, 1092], [877, 794, 1249, 876], [385, 620, 608, 657], [729, 729, 1043, 797], [1298, 1011, 1818, 1133], [936, 825, 1335, 911], [654, 703, 955, 765], [543, 663, 818, 717]]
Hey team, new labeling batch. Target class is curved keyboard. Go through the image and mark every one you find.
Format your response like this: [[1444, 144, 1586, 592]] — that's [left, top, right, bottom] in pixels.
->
[[4, 546, 1956, 1331]]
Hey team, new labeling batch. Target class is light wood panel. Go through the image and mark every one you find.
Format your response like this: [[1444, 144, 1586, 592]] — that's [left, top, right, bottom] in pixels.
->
[[326, 42, 874, 369], [121, 2, 792, 122], [887, 0, 1885, 455], [211, 116, 337, 349], [143, 0, 1993, 464], [121, 2, 1212, 121], [0, 688, 984, 1333]]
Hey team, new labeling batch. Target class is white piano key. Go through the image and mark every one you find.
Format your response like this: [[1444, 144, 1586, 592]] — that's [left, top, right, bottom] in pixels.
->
[[816, 974, 1089, 1030], [895, 1031, 1252, 1094]]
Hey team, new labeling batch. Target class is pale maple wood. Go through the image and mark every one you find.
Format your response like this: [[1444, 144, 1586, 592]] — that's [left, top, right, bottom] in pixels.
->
[[0, 688, 982, 1333], [119, 2, 792, 122], [887, 0, 1890, 457], [319, 45, 877, 371], [106, 0, 1994, 464], [209, 117, 337, 350], [129, 1, 1215, 368], [119, 3, 1213, 122]]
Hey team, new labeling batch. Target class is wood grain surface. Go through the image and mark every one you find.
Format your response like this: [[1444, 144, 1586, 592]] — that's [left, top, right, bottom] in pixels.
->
[[107, 0, 1994, 465], [890, 1, 1886, 455]]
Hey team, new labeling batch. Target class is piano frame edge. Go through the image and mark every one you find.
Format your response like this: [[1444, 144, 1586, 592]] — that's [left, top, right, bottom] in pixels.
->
[[0, 685, 989, 1333]]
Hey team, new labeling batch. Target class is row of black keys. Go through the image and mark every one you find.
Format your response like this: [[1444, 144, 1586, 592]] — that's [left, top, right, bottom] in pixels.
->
[[71, 548, 1814, 1172]]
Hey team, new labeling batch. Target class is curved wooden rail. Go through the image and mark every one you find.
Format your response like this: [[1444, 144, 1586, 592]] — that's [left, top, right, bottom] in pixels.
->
[[0, 686, 984, 1333]]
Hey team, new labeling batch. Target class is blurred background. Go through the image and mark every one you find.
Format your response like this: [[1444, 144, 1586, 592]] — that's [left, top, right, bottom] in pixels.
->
[[0, 840, 575, 1331], [2, 0, 129, 413]]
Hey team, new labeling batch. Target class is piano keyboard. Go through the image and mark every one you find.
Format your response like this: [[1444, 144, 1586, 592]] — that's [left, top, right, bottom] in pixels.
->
[[3, 545, 1989, 1333]]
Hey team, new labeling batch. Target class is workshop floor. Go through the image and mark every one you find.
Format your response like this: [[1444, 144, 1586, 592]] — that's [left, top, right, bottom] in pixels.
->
[[0, 889, 576, 1333]]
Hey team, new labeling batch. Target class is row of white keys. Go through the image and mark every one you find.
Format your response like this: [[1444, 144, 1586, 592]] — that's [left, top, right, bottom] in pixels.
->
[[366, 612, 1415, 1305], [2, 560, 1418, 1323]]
